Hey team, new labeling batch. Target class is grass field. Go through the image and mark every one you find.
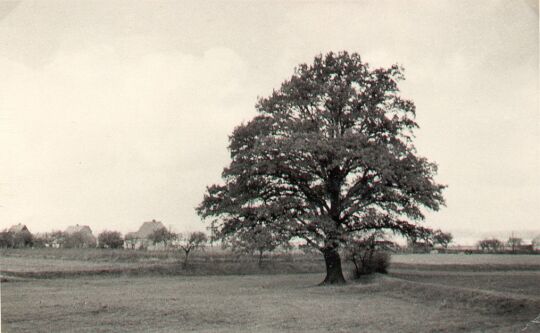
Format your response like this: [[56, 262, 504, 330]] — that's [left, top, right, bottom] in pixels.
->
[[1, 250, 539, 332], [391, 253, 540, 267]]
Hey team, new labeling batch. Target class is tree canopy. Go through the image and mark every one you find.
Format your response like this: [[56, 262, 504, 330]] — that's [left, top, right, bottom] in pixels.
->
[[177, 232, 208, 266], [148, 227, 177, 248], [197, 51, 445, 284], [225, 224, 289, 266], [98, 231, 124, 249]]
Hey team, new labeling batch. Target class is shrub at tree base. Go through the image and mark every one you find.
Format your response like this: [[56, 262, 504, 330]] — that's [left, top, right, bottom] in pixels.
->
[[349, 251, 391, 279], [344, 233, 391, 278]]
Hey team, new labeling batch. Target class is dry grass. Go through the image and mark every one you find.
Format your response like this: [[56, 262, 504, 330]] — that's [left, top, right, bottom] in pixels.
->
[[390, 269, 540, 297], [0, 248, 316, 264], [392, 253, 540, 267], [0, 248, 324, 279], [3, 274, 536, 333], [1, 251, 539, 332]]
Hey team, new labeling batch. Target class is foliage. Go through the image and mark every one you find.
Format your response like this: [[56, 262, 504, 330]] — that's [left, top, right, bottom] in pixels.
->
[[532, 236, 540, 249], [405, 226, 434, 253], [224, 225, 289, 266], [477, 238, 504, 253], [344, 232, 391, 278], [176, 232, 208, 266], [198, 51, 445, 284], [433, 229, 453, 249], [148, 228, 177, 248], [407, 227, 451, 252], [50, 230, 66, 247], [31, 234, 48, 248], [507, 237, 523, 254], [64, 231, 96, 248], [0, 229, 14, 248], [13, 230, 34, 248], [124, 233, 138, 249], [98, 231, 124, 249], [0, 229, 33, 248]]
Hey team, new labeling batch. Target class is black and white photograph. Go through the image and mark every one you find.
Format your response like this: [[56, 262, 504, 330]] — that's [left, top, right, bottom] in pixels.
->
[[0, 1, 538, 332]]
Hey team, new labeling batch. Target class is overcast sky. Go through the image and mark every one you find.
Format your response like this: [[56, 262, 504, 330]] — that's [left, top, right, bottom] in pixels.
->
[[0, 1, 538, 243]]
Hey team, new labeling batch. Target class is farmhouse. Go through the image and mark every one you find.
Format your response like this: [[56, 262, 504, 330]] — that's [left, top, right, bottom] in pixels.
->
[[64, 224, 97, 248], [7, 223, 33, 247], [124, 219, 167, 250], [9, 223, 29, 233]]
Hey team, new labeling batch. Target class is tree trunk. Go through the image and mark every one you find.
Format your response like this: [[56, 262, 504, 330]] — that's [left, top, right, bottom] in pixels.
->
[[183, 250, 190, 268], [320, 247, 346, 285], [258, 250, 264, 267]]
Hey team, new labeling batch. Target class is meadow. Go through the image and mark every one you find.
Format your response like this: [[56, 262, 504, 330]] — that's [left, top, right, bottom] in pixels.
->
[[1, 249, 539, 332]]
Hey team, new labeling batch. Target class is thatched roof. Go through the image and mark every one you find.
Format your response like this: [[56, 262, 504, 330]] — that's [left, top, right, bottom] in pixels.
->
[[9, 223, 29, 233], [130, 220, 166, 239], [65, 224, 94, 236]]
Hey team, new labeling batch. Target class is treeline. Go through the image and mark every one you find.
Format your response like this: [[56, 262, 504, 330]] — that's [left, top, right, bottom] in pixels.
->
[[472, 236, 539, 254], [2, 226, 539, 256], [0, 228, 33, 248], [0, 229, 97, 249]]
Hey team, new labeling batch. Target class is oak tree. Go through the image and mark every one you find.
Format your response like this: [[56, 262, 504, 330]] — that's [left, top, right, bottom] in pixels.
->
[[197, 52, 445, 284]]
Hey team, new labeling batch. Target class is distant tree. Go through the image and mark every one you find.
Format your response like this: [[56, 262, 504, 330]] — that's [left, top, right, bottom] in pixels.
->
[[477, 238, 504, 253], [12, 229, 33, 248], [407, 226, 434, 252], [98, 231, 124, 249], [64, 232, 84, 248], [0, 229, 14, 248], [532, 235, 540, 250], [226, 225, 288, 266], [124, 233, 138, 249], [490, 239, 502, 252], [477, 239, 488, 252], [64, 231, 96, 248], [0, 229, 33, 248], [507, 237, 522, 254], [50, 230, 66, 248], [198, 51, 446, 284], [177, 232, 207, 267], [433, 229, 453, 249], [32, 233, 52, 248], [148, 227, 177, 248], [418, 227, 435, 252]]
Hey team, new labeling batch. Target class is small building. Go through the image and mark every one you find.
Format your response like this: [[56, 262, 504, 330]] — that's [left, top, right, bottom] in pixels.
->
[[7, 223, 33, 248], [124, 219, 167, 250], [64, 224, 97, 248], [9, 223, 29, 233]]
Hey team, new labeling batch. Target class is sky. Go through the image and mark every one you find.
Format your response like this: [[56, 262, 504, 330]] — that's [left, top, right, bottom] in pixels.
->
[[0, 0, 538, 244]]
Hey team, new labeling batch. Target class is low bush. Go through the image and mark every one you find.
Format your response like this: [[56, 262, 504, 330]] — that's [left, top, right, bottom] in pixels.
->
[[356, 251, 390, 276], [345, 233, 392, 279]]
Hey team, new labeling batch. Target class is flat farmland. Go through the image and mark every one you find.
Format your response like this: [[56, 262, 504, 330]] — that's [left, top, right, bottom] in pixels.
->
[[1, 252, 539, 332], [391, 253, 540, 267]]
